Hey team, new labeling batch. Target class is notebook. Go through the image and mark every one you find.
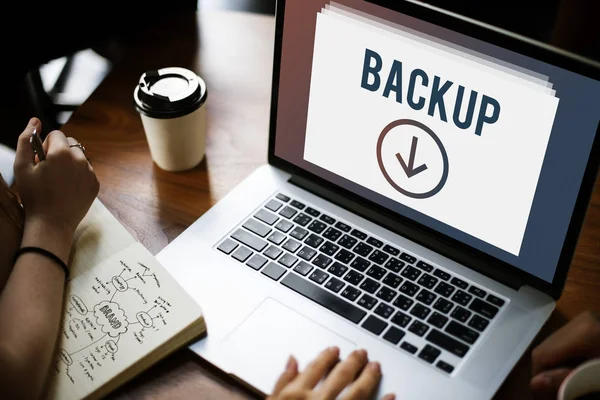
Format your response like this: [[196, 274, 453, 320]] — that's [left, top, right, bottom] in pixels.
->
[[44, 200, 206, 400]]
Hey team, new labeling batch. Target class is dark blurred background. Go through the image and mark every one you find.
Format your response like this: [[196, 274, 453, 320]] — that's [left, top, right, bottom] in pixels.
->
[[0, 0, 598, 151]]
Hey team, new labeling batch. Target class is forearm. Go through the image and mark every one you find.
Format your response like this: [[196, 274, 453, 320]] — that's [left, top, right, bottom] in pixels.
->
[[0, 219, 72, 399]]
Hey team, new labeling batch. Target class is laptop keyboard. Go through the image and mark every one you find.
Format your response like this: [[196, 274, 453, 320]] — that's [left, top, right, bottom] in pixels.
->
[[216, 193, 507, 374]]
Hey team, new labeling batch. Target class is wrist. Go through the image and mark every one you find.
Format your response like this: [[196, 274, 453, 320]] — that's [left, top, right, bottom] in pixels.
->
[[22, 217, 74, 265]]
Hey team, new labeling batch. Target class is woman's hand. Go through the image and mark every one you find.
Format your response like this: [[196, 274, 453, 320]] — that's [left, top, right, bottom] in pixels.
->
[[14, 118, 99, 240], [268, 347, 395, 400]]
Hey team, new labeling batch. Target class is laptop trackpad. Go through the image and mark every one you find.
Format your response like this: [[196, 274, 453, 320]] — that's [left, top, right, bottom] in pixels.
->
[[218, 298, 357, 395]]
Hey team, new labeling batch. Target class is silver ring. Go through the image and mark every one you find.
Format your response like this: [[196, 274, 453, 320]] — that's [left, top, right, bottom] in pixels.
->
[[69, 143, 91, 165]]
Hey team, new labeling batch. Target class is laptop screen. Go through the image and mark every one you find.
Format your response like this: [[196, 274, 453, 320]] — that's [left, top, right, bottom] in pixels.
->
[[273, 0, 600, 283]]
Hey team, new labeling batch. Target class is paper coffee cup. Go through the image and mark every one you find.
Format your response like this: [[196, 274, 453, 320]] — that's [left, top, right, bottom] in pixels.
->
[[133, 67, 208, 172], [558, 358, 600, 400]]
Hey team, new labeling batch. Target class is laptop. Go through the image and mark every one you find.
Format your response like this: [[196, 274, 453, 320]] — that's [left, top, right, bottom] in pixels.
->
[[158, 0, 600, 398]]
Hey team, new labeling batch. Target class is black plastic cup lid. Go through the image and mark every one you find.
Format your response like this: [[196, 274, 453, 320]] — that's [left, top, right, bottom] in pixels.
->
[[133, 67, 207, 119]]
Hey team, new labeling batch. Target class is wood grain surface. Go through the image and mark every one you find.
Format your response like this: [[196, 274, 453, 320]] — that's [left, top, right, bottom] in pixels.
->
[[60, 10, 600, 400]]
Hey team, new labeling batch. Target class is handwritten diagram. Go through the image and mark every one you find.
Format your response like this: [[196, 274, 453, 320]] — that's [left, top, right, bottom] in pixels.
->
[[48, 244, 189, 396]]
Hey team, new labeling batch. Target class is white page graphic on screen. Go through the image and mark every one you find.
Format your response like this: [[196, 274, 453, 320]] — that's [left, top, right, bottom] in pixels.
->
[[303, 10, 560, 256]]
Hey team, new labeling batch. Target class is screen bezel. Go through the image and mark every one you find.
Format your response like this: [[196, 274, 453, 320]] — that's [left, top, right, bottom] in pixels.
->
[[267, 0, 600, 299]]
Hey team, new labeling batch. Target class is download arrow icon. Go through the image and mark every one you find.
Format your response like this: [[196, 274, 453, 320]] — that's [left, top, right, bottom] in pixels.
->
[[396, 136, 428, 178]]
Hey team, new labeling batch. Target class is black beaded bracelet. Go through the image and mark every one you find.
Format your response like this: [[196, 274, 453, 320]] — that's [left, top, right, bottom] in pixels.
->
[[15, 247, 69, 279]]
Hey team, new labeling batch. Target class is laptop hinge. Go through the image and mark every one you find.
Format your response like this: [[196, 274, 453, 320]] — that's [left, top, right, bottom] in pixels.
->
[[289, 175, 523, 291]]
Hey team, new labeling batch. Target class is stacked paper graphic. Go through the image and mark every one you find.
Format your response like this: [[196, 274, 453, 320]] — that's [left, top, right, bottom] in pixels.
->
[[303, 2, 560, 256]]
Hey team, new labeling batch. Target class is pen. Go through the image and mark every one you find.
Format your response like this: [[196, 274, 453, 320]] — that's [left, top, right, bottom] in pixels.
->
[[30, 128, 46, 162]]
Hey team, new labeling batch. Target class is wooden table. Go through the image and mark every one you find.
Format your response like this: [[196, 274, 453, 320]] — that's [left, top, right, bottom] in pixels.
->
[[62, 10, 600, 400]]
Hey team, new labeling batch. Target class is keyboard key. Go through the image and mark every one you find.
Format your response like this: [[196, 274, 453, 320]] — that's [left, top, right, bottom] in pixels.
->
[[327, 262, 348, 277], [278, 253, 298, 268], [361, 315, 388, 335], [399, 281, 420, 297], [275, 219, 293, 233], [451, 306, 471, 323], [400, 252, 417, 264], [320, 214, 336, 225], [409, 320, 429, 337], [433, 298, 454, 314], [279, 206, 297, 219], [374, 303, 395, 319], [255, 209, 278, 225], [445, 321, 479, 344], [232, 246, 253, 262], [304, 234, 324, 249], [367, 265, 387, 280], [341, 286, 362, 301], [217, 238, 238, 254], [343, 270, 364, 285], [486, 294, 505, 308], [309, 269, 329, 284], [384, 258, 405, 273], [426, 329, 469, 358], [468, 285, 487, 298], [382, 272, 402, 288], [436, 360, 454, 374], [434, 281, 455, 298], [358, 294, 378, 310], [264, 245, 283, 260], [382, 245, 400, 256], [350, 257, 370, 272], [293, 213, 312, 227], [451, 290, 473, 306], [335, 222, 352, 232], [338, 235, 358, 249], [368, 250, 389, 265], [418, 344, 440, 363], [262, 262, 286, 281], [418, 274, 438, 289], [276, 193, 290, 202], [469, 298, 499, 319], [353, 242, 373, 257], [416, 260, 434, 272], [268, 231, 287, 245], [312, 254, 332, 269], [305, 207, 320, 217], [416, 289, 436, 306], [451, 277, 468, 289], [433, 269, 451, 281], [350, 229, 367, 240], [335, 249, 355, 264], [298, 246, 317, 261], [231, 229, 268, 252], [376, 286, 397, 303], [246, 254, 268, 270], [322, 227, 342, 242], [468, 314, 490, 332], [293, 261, 313, 276], [325, 277, 345, 293], [428, 312, 449, 329], [307, 220, 327, 234], [400, 342, 418, 354], [282, 238, 302, 253], [366, 237, 383, 248], [393, 294, 414, 311], [391, 311, 412, 328], [281, 273, 366, 324], [401, 265, 421, 281], [360, 278, 380, 294], [243, 218, 272, 237], [319, 241, 339, 256], [290, 227, 309, 241], [290, 200, 305, 209], [265, 199, 283, 212], [383, 326, 405, 344], [410, 303, 431, 320]]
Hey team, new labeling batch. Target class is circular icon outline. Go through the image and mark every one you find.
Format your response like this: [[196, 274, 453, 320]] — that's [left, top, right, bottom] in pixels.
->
[[376, 119, 449, 199]]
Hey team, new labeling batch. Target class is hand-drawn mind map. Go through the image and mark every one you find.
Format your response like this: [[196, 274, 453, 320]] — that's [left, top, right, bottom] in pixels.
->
[[53, 258, 175, 385]]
